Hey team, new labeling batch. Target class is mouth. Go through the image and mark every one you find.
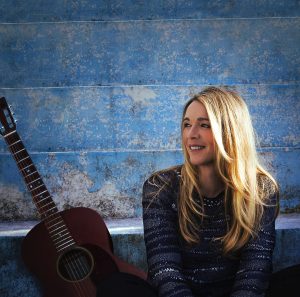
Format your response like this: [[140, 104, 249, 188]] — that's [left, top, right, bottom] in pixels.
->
[[189, 145, 206, 151]]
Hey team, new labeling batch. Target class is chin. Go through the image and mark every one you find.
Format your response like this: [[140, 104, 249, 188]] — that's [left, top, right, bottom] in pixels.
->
[[189, 158, 215, 167]]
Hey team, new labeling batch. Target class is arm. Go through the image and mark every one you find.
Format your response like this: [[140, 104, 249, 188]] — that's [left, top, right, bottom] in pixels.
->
[[230, 193, 278, 297], [142, 174, 195, 297]]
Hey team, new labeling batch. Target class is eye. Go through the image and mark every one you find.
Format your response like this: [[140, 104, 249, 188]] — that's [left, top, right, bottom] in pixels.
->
[[183, 122, 191, 128], [200, 123, 211, 128]]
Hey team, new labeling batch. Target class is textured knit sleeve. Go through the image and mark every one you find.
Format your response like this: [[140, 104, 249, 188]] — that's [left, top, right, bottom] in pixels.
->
[[142, 173, 195, 297], [230, 193, 278, 297]]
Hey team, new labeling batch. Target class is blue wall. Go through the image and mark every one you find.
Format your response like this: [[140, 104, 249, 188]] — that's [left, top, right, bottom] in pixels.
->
[[0, 1, 300, 220], [0, 2, 300, 296]]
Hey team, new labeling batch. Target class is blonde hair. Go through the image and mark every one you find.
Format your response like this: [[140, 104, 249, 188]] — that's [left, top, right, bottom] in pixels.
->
[[179, 86, 279, 254]]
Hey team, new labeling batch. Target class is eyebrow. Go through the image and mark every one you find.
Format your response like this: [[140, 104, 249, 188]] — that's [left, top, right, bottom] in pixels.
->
[[183, 117, 209, 121]]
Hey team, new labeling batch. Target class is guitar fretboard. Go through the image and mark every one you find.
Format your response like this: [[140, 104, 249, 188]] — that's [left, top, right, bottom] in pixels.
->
[[4, 130, 76, 252]]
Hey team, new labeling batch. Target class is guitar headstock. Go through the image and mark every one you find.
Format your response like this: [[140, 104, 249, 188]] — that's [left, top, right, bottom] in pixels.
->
[[0, 97, 17, 136]]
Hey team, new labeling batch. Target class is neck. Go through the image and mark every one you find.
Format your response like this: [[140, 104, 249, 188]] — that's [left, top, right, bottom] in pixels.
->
[[197, 165, 224, 198]]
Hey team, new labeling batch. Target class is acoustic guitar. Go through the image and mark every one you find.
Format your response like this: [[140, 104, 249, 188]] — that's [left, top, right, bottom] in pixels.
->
[[0, 97, 146, 296]]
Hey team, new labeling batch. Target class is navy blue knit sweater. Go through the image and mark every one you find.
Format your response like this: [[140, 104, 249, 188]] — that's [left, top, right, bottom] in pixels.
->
[[142, 167, 277, 297]]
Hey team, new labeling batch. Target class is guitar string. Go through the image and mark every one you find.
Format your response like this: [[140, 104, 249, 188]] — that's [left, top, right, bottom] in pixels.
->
[[64, 249, 95, 296], [6, 131, 96, 297], [62, 252, 87, 297], [42, 207, 95, 295], [51, 230, 93, 297], [70, 250, 90, 277]]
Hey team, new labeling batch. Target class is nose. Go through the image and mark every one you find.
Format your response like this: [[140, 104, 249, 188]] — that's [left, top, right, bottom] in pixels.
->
[[187, 124, 199, 139]]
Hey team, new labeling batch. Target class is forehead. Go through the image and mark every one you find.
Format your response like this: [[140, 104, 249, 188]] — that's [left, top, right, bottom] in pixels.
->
[[184, 100, 209, 119]]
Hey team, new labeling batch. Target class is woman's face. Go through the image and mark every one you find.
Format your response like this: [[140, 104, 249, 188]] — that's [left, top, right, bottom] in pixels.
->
[[182, 100, 215, 169]]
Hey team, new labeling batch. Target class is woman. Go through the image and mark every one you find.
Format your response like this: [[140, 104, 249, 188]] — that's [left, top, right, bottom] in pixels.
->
[[142, 86, 298, 297]]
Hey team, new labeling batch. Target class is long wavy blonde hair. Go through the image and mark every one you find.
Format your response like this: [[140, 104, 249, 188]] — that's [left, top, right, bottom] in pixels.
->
[[179, 86, 279, 254]]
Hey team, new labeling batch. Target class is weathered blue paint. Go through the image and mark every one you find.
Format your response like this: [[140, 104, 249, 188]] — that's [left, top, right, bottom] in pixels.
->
[[0, 236, 42, 297], [0, 84, 299, 152], [1, 0, 300, 22], [0, 148, 299, 220], [0, 150, 183, 220], [1, 18, 300, 87]]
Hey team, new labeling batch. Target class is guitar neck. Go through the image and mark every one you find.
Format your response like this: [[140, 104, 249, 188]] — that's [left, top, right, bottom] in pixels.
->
[[3, 130, 58, 220], [1, 97, 76, 252], [4, 130, 77, 252], [4, 131, 75, 252]]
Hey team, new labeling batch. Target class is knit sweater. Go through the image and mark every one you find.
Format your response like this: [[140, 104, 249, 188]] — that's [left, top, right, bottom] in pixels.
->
[[142, 167, 277, 297]]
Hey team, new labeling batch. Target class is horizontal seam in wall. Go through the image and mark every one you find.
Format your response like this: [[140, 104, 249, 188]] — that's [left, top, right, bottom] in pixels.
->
[[1, 82, 300, 90], [0, 147, 299, 155], [0, 16, 299, 25]]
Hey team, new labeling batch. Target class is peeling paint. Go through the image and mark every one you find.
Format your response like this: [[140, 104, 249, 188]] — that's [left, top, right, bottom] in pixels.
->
[[0, 184, 37, 220], [1, 85, 299, 153], [0, 146, 299, 221], [282, 134, 300, 147], [124, 86, 157, 106], [46, 163, 135, 219]]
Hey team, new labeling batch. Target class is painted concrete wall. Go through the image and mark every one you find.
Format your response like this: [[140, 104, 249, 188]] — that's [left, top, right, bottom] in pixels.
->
[[0, 1, 300, 220]]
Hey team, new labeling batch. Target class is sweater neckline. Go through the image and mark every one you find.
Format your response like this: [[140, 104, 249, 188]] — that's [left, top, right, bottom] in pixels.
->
[[202, 190, 225, 200]]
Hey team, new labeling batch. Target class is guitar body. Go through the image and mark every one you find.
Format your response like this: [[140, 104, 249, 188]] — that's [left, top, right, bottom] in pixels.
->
[[22, 207, 146, 297]]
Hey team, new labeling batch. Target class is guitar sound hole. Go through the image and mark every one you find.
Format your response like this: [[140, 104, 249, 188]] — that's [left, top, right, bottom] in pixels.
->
[[57, 246, 94, 282]]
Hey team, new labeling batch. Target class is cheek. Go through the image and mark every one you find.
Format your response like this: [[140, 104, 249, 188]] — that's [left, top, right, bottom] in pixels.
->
[[182, 133, 190, 154], [210, 138, 216, 153], [206, 131, 214, 145], [182, 131, 188, 144]]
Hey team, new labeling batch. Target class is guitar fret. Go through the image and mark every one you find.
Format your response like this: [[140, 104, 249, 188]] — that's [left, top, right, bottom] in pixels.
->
[[54, 237, 73, 246], [49, 220, 66, 229], [53, 234, 72, 243], [49, 224, 66, 234], [17, 156, 30, 164], [41, 211, 58, 221], [46, 222, 64, 231], [53, 238, 73, 247], [24, 170, 38, 178], [57, 243, 74, 252], [56, 239, 75, 250], [49, 224, 67, 233], [29, 183, 45, 192], [51, 227, 70, 238], [39, 201, 55, 210], [43, 211, 60, 221], [9, 139, 21, 147], [21, 164, 34, 172], [33, 189, 48, 199], [27, 178, 42, 186], [3, 130, 16, 138], [14, 148, 26, 155], [42, 206, 57, 215], [36, 195, 51, 204], [45, 214, 61, 225]]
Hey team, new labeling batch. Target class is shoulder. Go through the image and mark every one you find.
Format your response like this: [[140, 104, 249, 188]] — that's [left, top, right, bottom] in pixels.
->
[[257, 173, 279, 202], [143, 165, 182, 200], [257, 173, 279, 224]]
